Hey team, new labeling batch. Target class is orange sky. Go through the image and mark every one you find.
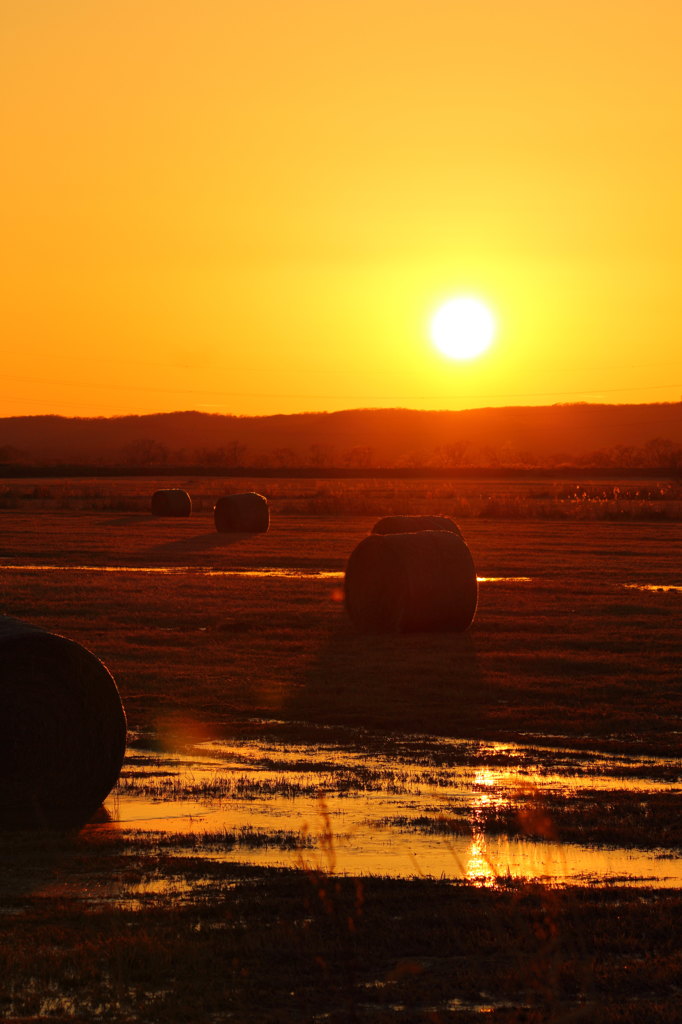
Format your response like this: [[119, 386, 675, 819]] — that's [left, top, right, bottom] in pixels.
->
[[2, 1, 681, 418]]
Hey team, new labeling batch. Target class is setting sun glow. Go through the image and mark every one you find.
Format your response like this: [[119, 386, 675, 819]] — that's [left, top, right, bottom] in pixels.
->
[[430, 297, 497, 361], [1, 1, 681, 416]]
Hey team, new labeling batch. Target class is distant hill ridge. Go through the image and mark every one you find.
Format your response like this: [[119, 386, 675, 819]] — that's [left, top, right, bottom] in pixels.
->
[[0, 404, 681, 468]]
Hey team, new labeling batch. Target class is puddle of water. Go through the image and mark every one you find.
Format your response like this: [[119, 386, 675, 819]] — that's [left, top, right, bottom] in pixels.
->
[[477, 576, 532, 583], [7, 564, 680, 592], [94, 736, 681, 889], [622, 583, 682, 593], [0, 563, 342, 579], [1, 564, 533, 584], [31, 869, 219, 912]]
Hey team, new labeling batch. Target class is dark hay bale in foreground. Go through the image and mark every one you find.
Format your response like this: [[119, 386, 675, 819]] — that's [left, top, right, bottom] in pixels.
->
[[214, 492, 269, 533], [0, 616, 127, 829], [151, 488, 192, 517], [371, 514, 462, 537], [344, 530, 478, 633]]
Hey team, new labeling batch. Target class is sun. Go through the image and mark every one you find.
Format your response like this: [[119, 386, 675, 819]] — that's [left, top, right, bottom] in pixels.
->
[[430, 296, 497, 360]]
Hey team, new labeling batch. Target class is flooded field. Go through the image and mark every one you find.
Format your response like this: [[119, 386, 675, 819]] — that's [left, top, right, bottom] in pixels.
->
[[93, 728, 681, 890], [1, 507, 680, 1022]]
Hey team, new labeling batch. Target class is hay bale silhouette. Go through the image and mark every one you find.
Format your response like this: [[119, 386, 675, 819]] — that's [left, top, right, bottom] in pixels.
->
[[344, 530, 478, 633], [214, 492, 269, 533], [0, 616, 127, 829], [371, 514, 462, 537], [151, 488, 191, 517]]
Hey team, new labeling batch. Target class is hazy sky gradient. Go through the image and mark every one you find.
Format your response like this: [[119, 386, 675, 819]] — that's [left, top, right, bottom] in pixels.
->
[[2, 0, 681, 416]]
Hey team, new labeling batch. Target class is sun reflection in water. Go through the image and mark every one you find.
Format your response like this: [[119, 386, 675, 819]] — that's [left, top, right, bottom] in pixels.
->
[[98, 736, 682, 890], [466, 767, 501, 884]]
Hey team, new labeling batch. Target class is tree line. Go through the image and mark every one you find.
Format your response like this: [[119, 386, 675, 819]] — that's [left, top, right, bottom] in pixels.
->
[[1, 436, 681, 472]]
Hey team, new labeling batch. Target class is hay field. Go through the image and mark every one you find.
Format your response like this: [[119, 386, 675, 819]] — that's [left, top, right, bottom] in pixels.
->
[[2, 472, 681, 521], [1, 495, 681, 1022], [1, 506, 679, 753]]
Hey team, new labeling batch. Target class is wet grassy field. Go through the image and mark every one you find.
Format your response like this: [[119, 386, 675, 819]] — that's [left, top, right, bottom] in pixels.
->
[[0, 488, 680, 1021], [1, 507, 679, 753]]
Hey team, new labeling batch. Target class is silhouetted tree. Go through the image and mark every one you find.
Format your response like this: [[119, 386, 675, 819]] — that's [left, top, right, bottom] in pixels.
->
[[308, 443, 335, 467], [272, 447, 297, 467], [641, 438, 682, 469], [121, 439, 169, 467], [608, 444, 639, 468], [442, 441, 470, 466], [400, 450, 428, 468], [343, 446, 374, 468], [0, 445, 30, 464], [479, 445, 502, 468], [192, 442, 246, 468]]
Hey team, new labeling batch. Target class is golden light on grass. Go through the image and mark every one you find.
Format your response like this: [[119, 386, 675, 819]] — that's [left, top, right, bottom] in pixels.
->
[[430, 296, 497, 360]]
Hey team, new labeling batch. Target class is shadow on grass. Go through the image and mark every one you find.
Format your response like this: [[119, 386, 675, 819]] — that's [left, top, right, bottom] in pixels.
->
[[286, 622, 487, 737], [146, 532, 254, 556], [0, 807, 115, 904], [100, 514, 152, 526]]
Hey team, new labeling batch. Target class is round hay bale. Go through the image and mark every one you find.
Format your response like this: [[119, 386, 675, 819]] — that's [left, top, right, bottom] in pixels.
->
[[344, 530, 478, 633], [371, 514, 462, 538], [214, 492, 269, 533], [0, 616, 127, 829], [151, 488, 191, 517]]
